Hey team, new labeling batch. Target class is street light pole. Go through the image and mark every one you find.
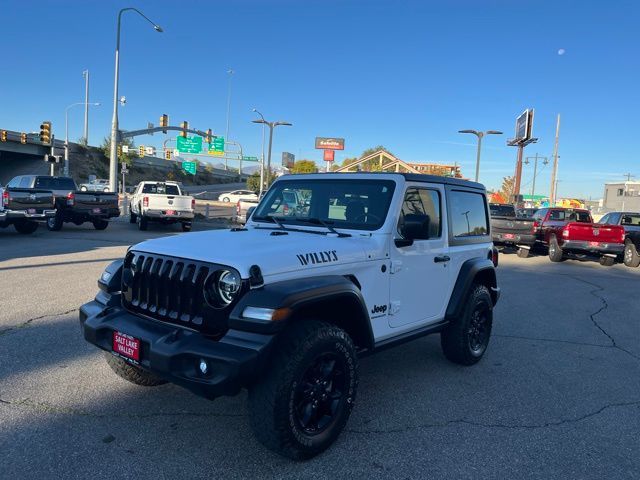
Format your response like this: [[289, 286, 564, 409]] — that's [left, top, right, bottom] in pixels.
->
[[252, 108, 266, 196], [252, 114, 292, 189], [109, 7, 163, 194], [458, 129, 503, 182], [82, 70, 90, 144], [65, 102, 100, 176]]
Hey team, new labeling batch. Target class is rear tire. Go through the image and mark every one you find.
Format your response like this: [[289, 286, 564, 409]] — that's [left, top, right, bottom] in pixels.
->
[[623, 240, 640, 268], [181, 221, 192, 232], [46, 214, 63, 231], [441, 284, 493, 366], [599, 256, 615, 267], [516, 247, 530, 258], [137, 214, 148, 231], [248, 320, 358, 460], [93, 219, 109, 230], [13, 220, 39, 234], [129, 209, 137, 224], [548, 235, 565, 262], [104, 353, 167, 387]]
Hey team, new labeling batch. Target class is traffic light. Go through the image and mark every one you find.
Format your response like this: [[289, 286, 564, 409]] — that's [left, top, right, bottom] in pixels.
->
[[20, 132, 27, 144], [139, 145, 145, 157], [117, 144, 122, 157], [39, 121, 51, 144], [0, 130, 6, 142], [160, 114, 168, 133], [165, 149, 172, 160], [180, 121, 188, 138], [206, 128, 212, 143]]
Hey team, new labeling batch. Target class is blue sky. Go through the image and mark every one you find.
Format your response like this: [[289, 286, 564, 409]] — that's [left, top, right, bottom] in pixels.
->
[[1, 0, 638, 198]]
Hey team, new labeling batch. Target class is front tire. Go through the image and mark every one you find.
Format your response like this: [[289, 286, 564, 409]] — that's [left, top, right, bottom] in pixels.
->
[[104, 353, 167, 387], [548, 235, 565, 262], [248, 320, 358, 460], [222, 197, 230, 202], [13, 220, 39, 234], [441, 284, 493, 366], [623, 240, 640, 268]]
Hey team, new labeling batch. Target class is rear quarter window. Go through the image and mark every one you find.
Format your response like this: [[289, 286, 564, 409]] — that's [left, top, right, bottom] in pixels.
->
[[449, 190, 489, 239]]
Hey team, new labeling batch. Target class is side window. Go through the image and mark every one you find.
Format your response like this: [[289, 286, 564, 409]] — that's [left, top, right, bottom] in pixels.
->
[[398, 187, 441, 238], [7, 177, 19, 188], [598, 214, 610, 224], [549, 210, 565, 221], [533, 209, 546, 222], [449, 190, 489, 238], [19, 176, 32, 188]]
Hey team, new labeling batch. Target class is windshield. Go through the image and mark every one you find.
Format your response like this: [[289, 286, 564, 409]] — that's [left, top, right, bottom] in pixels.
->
[[142, 183, 180, 195], [252, 179, 396, 231], [489, 204, 515, 217]]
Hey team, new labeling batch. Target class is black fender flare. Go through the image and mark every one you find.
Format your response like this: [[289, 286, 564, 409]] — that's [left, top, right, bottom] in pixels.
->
[[446, 258, 498, 321], [229, 275, 374, 349]]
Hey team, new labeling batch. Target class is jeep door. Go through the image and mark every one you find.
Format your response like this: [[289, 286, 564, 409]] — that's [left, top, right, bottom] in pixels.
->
[[389, 184, 450, 328]]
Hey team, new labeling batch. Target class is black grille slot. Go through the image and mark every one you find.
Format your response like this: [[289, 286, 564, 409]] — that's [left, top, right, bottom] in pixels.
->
[[122, 251, 241, 336]]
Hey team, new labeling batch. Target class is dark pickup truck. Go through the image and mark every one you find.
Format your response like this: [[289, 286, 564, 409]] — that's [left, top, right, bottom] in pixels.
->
[[8, 175, 120, 231], [598, 211, 640, 267], [0, 181, 56, 234], [489, 203, 536, 258], [532, 207, 626, 266]]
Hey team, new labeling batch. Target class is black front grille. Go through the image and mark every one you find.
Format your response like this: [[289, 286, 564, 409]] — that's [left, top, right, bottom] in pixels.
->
[[122, 251, 239, 335]]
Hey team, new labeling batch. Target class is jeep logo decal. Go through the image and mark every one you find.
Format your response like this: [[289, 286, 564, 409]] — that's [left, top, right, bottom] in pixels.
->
[[371, 304, 387, 315], [296, 250, 338, 266]]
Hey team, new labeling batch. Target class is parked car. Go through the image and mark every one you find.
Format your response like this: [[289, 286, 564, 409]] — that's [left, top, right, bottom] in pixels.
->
[[532, 207, 626, 265], [598, 211, 640, 267], [235, 197, 259, 224], [130, 181, 195, 231], [9, 176, 122, 231], [79, 178, 110, 192], [80, 172, 500, 459], [218, 189, 258, 203], [0, 181, 56, 234], [489, 203, 536, 257]]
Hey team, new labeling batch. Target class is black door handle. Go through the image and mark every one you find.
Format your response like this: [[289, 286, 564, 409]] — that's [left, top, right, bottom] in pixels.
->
[[434, 255, 450, 263]]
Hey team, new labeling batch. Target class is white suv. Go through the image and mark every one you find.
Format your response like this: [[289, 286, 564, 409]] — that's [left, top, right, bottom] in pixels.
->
[[81, 172, 499, 459]]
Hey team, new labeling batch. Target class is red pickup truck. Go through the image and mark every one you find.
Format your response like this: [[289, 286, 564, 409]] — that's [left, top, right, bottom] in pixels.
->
[[531, 208, 625, 266]]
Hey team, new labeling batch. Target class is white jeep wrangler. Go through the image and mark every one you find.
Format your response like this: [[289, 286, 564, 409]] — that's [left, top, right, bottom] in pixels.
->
[[81, 172, 499, 459]]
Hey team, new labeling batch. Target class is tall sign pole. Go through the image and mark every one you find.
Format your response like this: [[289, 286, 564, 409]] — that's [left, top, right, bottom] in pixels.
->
[[83, 70, 90, 144], [549, 114, 561, 206], [508, 109, 537, 205]]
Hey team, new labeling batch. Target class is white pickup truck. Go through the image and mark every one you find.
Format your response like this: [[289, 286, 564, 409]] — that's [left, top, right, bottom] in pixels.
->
[[129, 181, 195, 231]]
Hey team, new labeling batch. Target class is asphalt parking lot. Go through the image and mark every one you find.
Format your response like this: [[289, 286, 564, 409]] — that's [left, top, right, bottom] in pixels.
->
[[0, 221, 639, 479]]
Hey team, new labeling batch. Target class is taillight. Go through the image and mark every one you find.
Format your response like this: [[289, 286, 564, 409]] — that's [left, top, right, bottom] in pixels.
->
[[532, 220, 539, 233], [66, 192, 75, 206], [621, 229, 626, 242], [2, 190, 8, 206], [283, 204, 289, 215], [562, 228, 569, 238], [143, 196, 149, 207], [236, 200, 241, 215], [191, 198, 195, 210]]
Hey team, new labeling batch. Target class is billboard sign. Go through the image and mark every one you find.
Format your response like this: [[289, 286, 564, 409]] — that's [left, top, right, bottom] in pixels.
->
[[282, 152, 295, 169], [315, 137, 345, 150], [514, 109, 534, 143]]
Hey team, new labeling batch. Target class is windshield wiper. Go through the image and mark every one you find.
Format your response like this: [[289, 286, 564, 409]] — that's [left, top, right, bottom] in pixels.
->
[[299, 218, 351, 238], [252, 215, 287, 230]]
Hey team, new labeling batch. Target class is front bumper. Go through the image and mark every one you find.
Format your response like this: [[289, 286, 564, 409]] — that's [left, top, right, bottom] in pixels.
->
[[492, 232, 536, 247], [80, 295, 275, 399], [561, 240, 624, 256], [144, 209, 194, 220], [6, 209, 56, 220]]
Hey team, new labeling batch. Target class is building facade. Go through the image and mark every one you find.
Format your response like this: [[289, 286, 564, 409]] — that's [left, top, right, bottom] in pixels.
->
[[409, 163, 462, 178], [602, 181, 640, 212]]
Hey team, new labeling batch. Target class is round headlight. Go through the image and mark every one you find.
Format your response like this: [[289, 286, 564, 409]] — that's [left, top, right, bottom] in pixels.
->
[[217, 270, 241, 304]]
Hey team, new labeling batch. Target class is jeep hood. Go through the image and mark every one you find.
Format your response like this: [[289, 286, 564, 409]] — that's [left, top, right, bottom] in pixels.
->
[[132, 228, 373, 278]]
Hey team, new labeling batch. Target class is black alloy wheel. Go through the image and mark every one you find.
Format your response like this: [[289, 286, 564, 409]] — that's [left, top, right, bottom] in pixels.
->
[[468, 308, 491, 355]]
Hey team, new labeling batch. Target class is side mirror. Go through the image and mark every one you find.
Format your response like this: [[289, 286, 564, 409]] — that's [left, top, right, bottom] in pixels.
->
[[395, 214, 430, 247]]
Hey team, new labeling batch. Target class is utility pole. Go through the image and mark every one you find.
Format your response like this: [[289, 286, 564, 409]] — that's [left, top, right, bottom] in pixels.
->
[[525, 153, 549, 198], [225, 69, 234, 171], [82, 70, 90, 144], [549, 114, 561, 206]]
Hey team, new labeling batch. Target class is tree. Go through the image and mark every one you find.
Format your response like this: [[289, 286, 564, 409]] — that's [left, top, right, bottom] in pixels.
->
[[499, 176, 515, 202], [100, 136, 138, 166], [290, 160, 318, 174], [246, 170, 277, 193]]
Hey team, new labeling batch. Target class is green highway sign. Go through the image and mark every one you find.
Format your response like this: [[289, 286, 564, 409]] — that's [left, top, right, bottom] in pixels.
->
[[208, 136, 225, 154], [176, 136, 203, 154], [242, 156, 259, 161], [182, 161, 197, 175]]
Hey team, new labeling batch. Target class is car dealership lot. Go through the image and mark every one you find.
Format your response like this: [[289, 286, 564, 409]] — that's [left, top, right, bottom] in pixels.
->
[[1, 223, 639, 479]]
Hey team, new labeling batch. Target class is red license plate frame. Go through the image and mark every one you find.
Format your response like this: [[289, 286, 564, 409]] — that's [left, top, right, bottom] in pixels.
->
[[166, 209, 176, 215], [589, 241, 600, 247], [112, 331, 140, 362], [504, 233, 514, 239]]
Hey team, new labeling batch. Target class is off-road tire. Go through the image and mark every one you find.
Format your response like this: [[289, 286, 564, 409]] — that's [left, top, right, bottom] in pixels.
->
[[137, 213, 148, 231], [181, 221, 192, 232], [516, 247, 530, 258], [548, 235, 565, 262], [46, 213, 64, 231], [441, 284, 493, 366], [248, 320, 358, 460], [623, 240, 640, 268], [104, 352, 167, 387], [599, 256, 615, 267], [93, 219, 109, 230], [13, 220, 39, 234]]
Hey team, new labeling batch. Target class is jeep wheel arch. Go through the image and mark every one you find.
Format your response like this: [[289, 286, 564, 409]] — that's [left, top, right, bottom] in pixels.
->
[[229, 275, 374, 351], [446, 258, 498, 320]]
